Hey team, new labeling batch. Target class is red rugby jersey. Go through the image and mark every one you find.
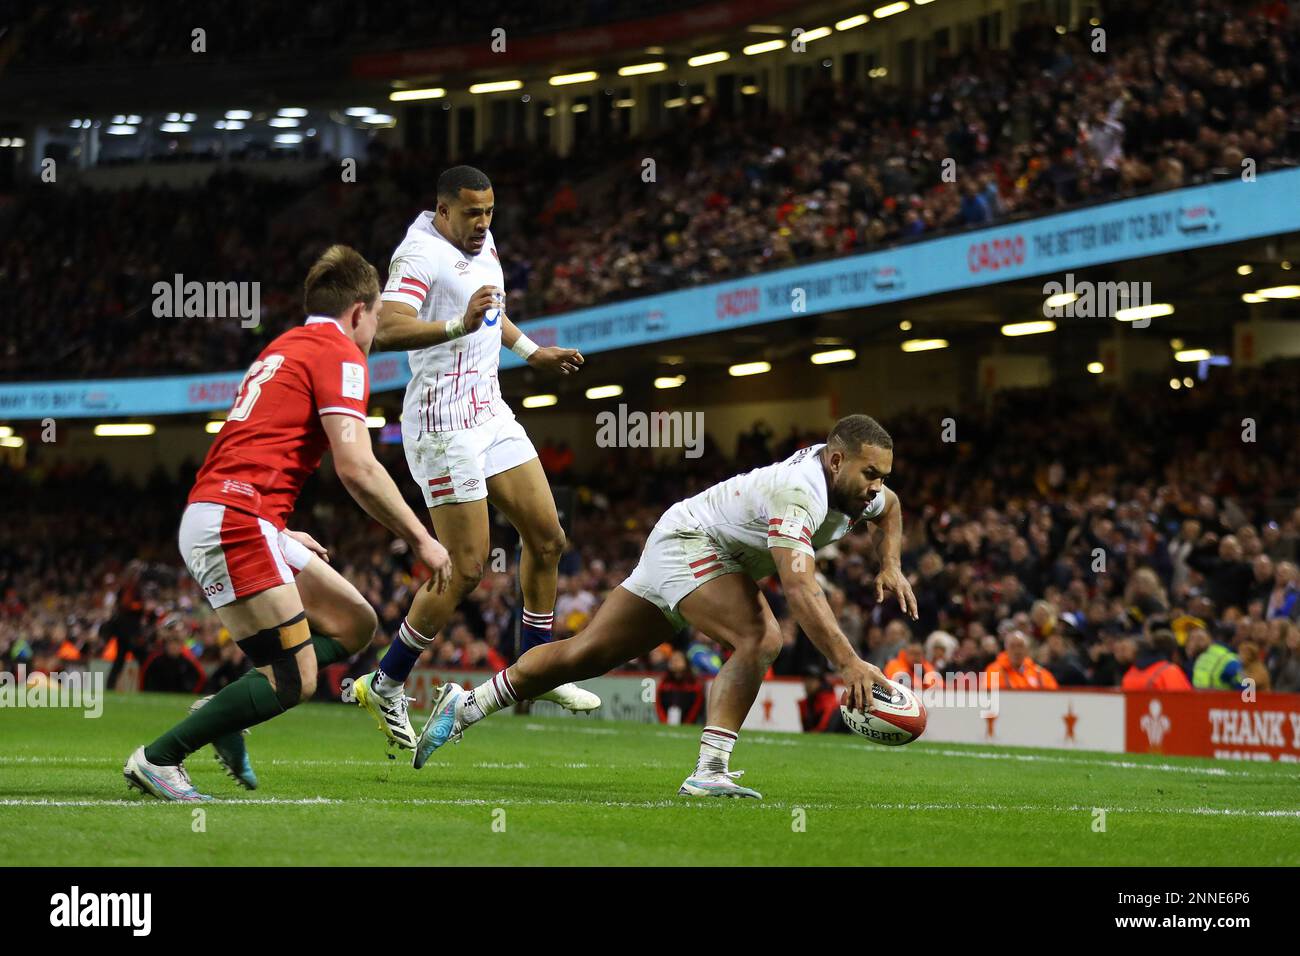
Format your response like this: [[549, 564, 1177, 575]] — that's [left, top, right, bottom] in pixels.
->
[[188, 316, 369, 528]]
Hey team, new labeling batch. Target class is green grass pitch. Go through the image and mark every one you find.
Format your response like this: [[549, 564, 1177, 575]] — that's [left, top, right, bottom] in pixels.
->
[[3, 692, 1299, 866]]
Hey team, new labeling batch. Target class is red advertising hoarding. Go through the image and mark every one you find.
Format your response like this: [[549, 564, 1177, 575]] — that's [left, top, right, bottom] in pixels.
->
[[1125, 690, 1300, 763]]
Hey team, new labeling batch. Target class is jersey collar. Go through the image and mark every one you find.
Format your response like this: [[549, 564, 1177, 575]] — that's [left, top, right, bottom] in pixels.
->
[[305, 315, 345, 334]]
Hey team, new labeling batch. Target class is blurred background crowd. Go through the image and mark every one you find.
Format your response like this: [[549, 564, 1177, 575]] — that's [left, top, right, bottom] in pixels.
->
[[4, 357, 1298, 726]]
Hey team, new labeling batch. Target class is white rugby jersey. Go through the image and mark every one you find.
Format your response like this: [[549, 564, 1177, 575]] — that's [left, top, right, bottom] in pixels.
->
[[660, 443, 888, 579], [382, 212, 510, 433]]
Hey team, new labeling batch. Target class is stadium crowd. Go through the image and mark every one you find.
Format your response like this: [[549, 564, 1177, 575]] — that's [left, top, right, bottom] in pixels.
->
[[4, 0, 1298, 380], [4, 359, 1299, 726]]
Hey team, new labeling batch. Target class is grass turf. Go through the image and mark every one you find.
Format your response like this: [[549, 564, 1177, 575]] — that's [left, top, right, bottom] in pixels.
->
[[2, 692, 1299, 866]]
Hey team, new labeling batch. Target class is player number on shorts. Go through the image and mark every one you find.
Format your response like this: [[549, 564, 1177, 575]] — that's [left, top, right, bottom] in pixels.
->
[[228, 354, 286, 422]]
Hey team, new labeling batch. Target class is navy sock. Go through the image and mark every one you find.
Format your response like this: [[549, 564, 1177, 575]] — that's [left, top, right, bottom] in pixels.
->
[[519, 609, 555, 654], [378, 618, 429, 684]]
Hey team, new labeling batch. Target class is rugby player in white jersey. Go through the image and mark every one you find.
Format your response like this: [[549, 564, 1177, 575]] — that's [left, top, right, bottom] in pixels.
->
[[352, 165, 599, 753], [413, 414, 920, 796]]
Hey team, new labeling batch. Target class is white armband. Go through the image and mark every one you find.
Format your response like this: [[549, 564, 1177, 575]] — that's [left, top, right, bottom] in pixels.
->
[[444, 316, 467, 340], [511, 333, 539, 361]]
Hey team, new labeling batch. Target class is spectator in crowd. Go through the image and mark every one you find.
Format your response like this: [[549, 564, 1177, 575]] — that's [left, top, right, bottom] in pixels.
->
[[1185, 626, 1247, 690], [985, 631, 1060, 690], [1121, 630, 1193, 691], [799, 667, 845, 733], [656, 651, 705, 725], [884, 637, 943, 689]]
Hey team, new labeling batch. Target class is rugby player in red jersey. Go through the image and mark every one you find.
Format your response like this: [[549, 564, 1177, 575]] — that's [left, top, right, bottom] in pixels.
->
[[123, 245, 451, 801]]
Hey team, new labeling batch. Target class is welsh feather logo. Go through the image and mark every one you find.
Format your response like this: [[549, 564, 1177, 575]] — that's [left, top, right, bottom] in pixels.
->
[[1140, 699, 1170, 749]]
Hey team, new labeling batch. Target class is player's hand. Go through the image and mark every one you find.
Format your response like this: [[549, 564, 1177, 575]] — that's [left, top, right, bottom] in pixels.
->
[[462, 285, 503, 335], [840, 659, 891, 713], [527, 345, 584, 375], [285, 530, 330, 563], [415, 535, 452, 594], [875, 565, 918, 620]]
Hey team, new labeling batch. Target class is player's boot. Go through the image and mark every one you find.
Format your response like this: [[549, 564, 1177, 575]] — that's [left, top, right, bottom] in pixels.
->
[[678, 769, 762, 799], [123, 746, 213, 802], [189, 695, 257, 790], [354, 671, 417, 750], [535, 682, 602, 712], [412, 682, 467, 769]]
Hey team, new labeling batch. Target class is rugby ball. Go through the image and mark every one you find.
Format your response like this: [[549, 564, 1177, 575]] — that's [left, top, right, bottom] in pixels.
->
[[840, 678, 927, 746]]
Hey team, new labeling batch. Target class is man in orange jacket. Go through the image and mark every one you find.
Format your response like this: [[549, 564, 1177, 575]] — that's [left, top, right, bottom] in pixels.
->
[[985, 630, 1059, 690], [884, 639, 943, 689], [1121, 630, 1192, 691]]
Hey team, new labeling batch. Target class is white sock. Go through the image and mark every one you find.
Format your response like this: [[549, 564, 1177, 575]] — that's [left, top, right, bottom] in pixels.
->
[[695, 725, 738, 775], [461, 670, 520, 726]]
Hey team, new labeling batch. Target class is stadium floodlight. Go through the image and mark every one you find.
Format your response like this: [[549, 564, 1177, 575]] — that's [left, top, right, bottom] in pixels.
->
[[166, 112, 181, 122], [811, 348, 857, 365], [1184, 377, 1194, 388], [549, 71, 598, 86], [729, 361, 771, 377], [158, 122, 190, 133], [0, 426, 12, 437], [522, 394, 558, 409], [365, 416, 386, 429], [899, 319, 912, 331], [126, 115, 142, 124], [106, 125, 137, 135], [1174, 349, 1213, 363], [740, 85, 760, 95], [585, 385, 624, 400], [618, 62, 666, 77], [225, 109, 253, 120], [182, 113, 197, 122], [1237, 264, 1253, 276], [1169, 378, 1181, 390], [94, 424, 156, 437], [362, 114, 395, 124], [0, 436, 23, 449], [1001, 320, 1056, 337], [1283, 261, 1293, 270], [614, 98, 636, 108], [205, 421, 224, 434], [900, 338, 948, 352], [218, 120, 246, 130], [1255, 285, 1300, 299], [469, 80, 523, 94], [799, 27, 833, 43], [389, 88, 445, 101], [273, 133, 304, 145], [664, 97, 687, 109], [1044, 291, 1078, 309], [654, 375, 687, 389], [268, 117, 299, 127], [543, 107, 557, 117], [747, 24, 785, 34], [687, 51, 730, 67], [836, 14, 870, 30], [1241, 293, 1266, 303], [689, 95, 706, 105], [873, 2, 910, 18], [112, 115, 127, 123], [1114, 303, 1173, 322], [278, 107, 309, 117], [743, 39, 786, 55], [12, 138, 24, 148], [1087, 362, 1104, 374], [915, 0, 935, 4], [571, 103, 589, 113]]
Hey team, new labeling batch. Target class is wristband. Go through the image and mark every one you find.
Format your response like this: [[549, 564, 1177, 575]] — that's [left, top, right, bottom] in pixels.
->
[[444, 316, 467, 340], [511, 333, 540, 361]]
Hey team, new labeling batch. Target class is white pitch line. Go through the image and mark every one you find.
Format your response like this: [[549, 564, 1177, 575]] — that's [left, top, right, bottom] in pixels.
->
[[2, 796, 1299, 819]]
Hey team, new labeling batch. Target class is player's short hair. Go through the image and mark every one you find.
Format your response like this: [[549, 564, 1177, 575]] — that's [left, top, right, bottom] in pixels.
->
[[303, 244, 380, 317], [437, 165, 492, 203], [827, 414, 893, 455]]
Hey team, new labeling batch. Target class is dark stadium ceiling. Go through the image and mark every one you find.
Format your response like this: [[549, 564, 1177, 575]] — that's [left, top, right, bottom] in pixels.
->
[[492, 232, 1299, 397], [2, 0, 899, 120]]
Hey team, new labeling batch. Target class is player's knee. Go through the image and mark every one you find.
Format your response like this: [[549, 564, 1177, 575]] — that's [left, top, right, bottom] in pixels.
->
[[451, 553, 487, 596], [348, 601, 379, 652], [757, 627, 783, 669], [527, 526, 567, 566]]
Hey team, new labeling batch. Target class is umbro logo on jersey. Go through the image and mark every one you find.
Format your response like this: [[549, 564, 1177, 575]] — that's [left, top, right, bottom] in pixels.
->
[[462, 479, 479, 489], [455, 260, 469, 270]]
